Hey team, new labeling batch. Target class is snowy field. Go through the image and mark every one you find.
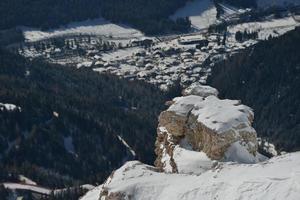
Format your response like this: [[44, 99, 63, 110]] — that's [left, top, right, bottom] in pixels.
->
[[170, 0, 217, 30], [3, 182, 95, 196], [3, 183, 51, 195], [21, 18, 144, 43], [228, 16, 300, 40], [100, 47, 143, 62], [81, 152, 300, 200]]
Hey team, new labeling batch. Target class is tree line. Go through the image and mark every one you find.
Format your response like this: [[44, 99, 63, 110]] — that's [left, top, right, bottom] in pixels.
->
[[0, 0, 191, 35], [0, 48, 179, 188]]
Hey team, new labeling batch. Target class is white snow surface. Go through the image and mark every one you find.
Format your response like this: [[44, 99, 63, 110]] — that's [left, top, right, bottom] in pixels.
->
[[168, 95, 255, 134], [81, 152, 300, 200], [79, 185, 103, 200], [168, 95, 202, 117], [0, 103, 21, 112], [228, 16, 299, 40], [4, 182, 95, 196], [21, 18, 144, 42], [117, 135, 136, 157], [183, 83, 219, 97], [19, 175, 37, 185], [225, 142, 267, 164], [100, 47, 143, 62], [170, 0, 217, 30], [3, 183, 51, 195], [173, 146, 214, 175]]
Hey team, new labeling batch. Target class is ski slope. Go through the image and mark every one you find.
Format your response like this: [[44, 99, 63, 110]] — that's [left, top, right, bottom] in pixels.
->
[[228, 16, 300, 40], [170, 0, 217, 30], [21, 18, 144, 43]]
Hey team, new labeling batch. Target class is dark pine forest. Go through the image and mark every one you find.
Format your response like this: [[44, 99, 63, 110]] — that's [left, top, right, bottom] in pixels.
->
[[208, 27, 300, 152], [0, 0, 191, 34], [0, 48, 180, 187]]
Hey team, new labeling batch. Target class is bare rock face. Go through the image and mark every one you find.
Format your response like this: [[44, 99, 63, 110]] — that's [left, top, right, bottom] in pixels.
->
[[154, 127, 180, 173], [155, 93, 259, 172], [158, 111, 187, 137]]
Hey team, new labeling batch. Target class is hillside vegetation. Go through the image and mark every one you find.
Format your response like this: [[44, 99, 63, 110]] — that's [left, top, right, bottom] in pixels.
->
[[214, 0, 257, 8], [0, 0, 191, 34], [0, 49, 175, 187]]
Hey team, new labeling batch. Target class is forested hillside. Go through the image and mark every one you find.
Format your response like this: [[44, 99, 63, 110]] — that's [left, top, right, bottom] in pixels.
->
[[214, 0, 257, 8], [0, 49, 175, 187], [208, 27, 300, 152], [0, 0, 190, 34]]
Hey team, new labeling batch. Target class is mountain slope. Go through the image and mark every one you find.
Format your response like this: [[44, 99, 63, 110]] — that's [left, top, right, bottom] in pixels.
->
[[0, 0, 190, 34], [0, 49, 171, 187], [81, 152, 300, 200]]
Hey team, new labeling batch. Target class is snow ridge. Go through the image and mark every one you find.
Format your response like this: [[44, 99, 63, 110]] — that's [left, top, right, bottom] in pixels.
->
[[81, 152, 300, 200]]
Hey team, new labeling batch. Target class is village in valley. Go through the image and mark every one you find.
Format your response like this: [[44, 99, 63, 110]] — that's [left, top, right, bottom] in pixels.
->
[[1, 0, 300, 199], [9, 1, 300, 91]]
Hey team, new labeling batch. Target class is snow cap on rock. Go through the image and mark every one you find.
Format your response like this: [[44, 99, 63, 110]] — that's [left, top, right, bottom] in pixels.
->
[[182, 83, 219, 97]]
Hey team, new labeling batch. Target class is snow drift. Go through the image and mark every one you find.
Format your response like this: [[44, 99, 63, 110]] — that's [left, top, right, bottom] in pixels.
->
[[81, 152, 300, 200]]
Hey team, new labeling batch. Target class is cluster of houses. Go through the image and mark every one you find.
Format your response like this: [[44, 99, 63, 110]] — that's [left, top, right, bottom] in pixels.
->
[[18, 35, 154, 65], [17, 27, 261, 90], [90, 31, 257, 90], [93, 45, 211, 90]]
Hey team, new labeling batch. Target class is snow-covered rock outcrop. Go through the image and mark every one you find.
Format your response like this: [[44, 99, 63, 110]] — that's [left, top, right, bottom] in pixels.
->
[[155, 85, 263, 173], [81, 152, 300, 200], [182, 83, 219, 97], [80, 85, 299, 200]]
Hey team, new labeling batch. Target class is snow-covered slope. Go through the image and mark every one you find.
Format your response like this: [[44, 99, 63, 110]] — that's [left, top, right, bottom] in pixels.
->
[[4, 182, 95, 196], [170, 0, 217, 30], [3, 183, 51, 195], [21, 18, 144, 43], [172, 145, 215, 174], [81, 152, 300, 200], [228, 16, 299, 40]]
